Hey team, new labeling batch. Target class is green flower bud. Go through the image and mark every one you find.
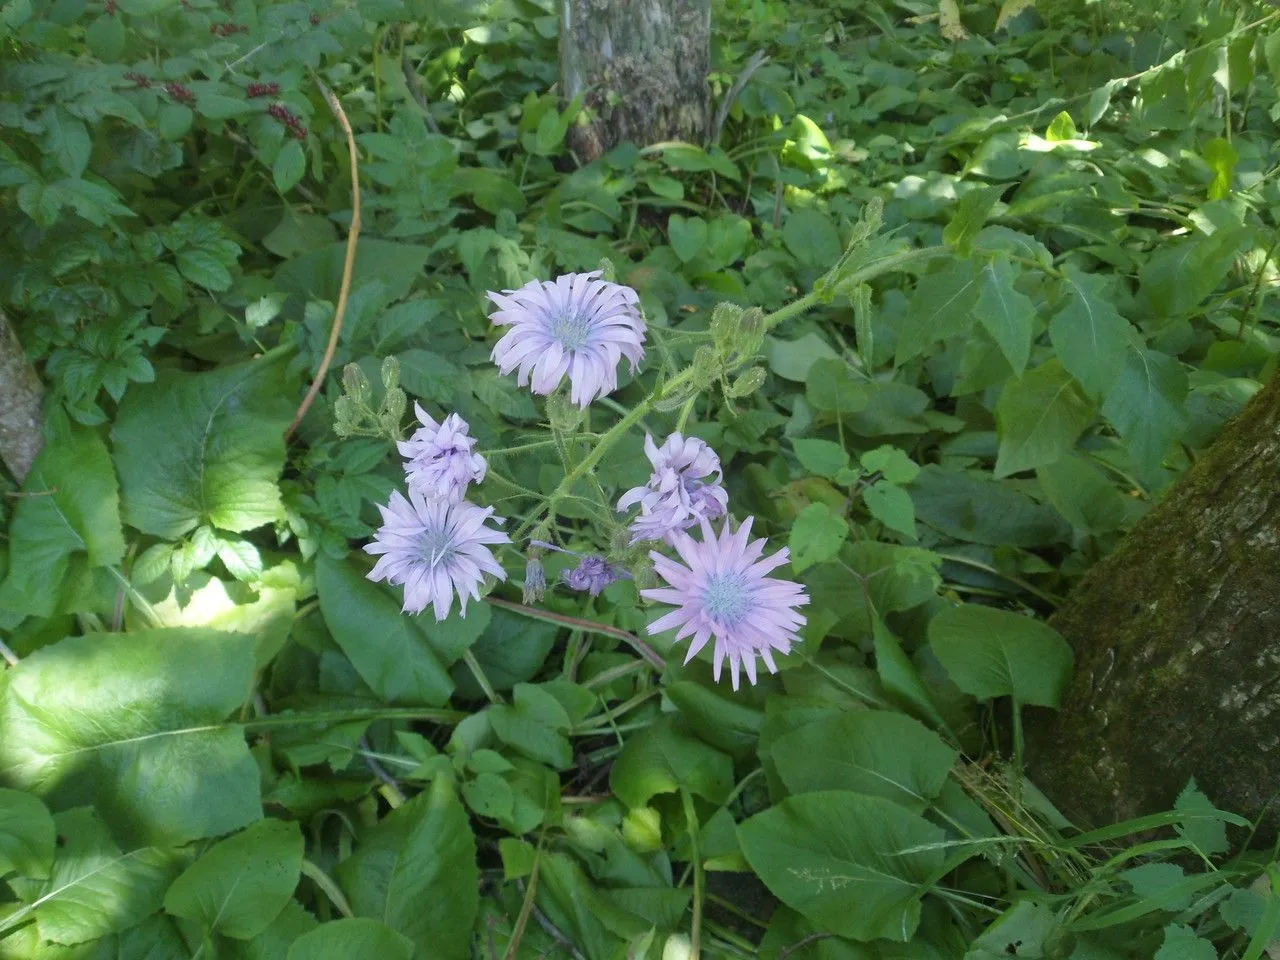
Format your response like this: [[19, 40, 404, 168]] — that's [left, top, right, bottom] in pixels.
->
[[727, 366, 767, 398], [380, 354, 400, 392], [597, 257, 617, 283], [622, 806, 663, 853], [691, 344, 720, 389], [709, 301, 745, 350], [381, 387, 406, 436], [546, 392, 585, 434], [343, 363, 371, 406]]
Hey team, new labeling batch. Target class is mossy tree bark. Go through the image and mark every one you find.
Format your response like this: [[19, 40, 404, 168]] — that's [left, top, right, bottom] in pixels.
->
[[559, 0, 711, 162], [0, 310, 43, 482], [1027, 372, 1280, 830]]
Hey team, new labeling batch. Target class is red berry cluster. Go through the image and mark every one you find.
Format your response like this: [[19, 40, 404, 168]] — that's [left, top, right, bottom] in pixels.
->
[[104, 0, 118, 14], [210, 22, 249, 36], [309, 12, 321, 24], [124, 72, 152, 88], [163, 82, 196, 106], [246, 82, 280, 98], [268, 103, 308, 140]]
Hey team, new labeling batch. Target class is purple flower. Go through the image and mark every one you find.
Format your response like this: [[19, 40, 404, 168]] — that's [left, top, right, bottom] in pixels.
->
[[488, 271, 646, 408], [562, 555, 624, 597], [398, 405, 487, 503], [618, 433, 729, 544], [365, 489, 510, 620], [642, 516, 808, 690]]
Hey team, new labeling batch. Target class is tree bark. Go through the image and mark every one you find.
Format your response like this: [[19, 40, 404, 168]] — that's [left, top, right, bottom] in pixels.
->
[[1027, 372, 1280, 830], [560, 0, 711, 162], [0, 311, 43, 483]]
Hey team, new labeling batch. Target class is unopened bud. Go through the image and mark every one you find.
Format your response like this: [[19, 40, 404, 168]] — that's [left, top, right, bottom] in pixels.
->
[[597, 257, 617, 283], [691, 345, 720, 388], [727, 367, 767, 398], [709, 301, 744, 349], [334, 395, 357, 425], [380, 354, 400, 392], [343, 363, 370, 405], [523, 552, 546, 604], [546, 393, 585, 434], [380, 387, 406, 435]]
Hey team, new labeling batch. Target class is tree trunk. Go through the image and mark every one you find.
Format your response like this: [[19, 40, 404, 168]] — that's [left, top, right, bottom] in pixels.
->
[[559, 0, 711, 162], [1027, 372, 1280, 831], [0, 311, 43, 483]]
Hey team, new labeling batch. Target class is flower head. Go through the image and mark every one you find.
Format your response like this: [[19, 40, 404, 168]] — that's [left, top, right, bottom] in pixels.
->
[[398, 405, 487, 503], [562, 555, 624, 597], [488, 271, 646, 408], [365, 489, 510, 620], [642, 517, 807, 690], [618, 433, 729, 544]]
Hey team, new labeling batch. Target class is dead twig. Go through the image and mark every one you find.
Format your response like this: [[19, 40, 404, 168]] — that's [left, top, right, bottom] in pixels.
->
[[285, 78, 362, 440], [401, 45, 443, 135]]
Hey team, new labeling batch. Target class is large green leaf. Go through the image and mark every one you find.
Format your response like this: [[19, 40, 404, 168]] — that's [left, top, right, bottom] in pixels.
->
[[971, 255, 1035, 376], [895, 260, 981, 366], [336, 777, 478, 959], [610, 716, 734, 809], [0, 787, 55, 880], [286, 919, 414, 960], [1, 808, 177, 945], [0, 427, 124, 618], [1049, 270, 1129, 399], [739, 791, 951, 942], [0, 628, 261, 846], [111, 358, 294, 538], [994, 360, 1094, 478], [928, 605, 1074, 707], [772, 710, 957, 812], [1100, 345, 1188, 475], [1137, 226, 1250, 319], [163, 819, 303, 940], [225, 900, 318, 960], [315, 554, 454, 706], [489, 683, 574, 770]]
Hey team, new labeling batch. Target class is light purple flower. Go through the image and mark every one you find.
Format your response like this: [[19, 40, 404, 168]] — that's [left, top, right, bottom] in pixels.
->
[[618, 433, 729, 544], [642, 516, 808, 690], [365, 488, 510, 620], [562, 556, 624, 597], [488, 271, 646, 408], [397, 404, 487, 503]]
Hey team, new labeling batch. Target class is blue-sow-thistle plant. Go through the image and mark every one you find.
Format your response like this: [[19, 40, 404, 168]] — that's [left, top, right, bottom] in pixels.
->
[[342, 199, 942, 690]]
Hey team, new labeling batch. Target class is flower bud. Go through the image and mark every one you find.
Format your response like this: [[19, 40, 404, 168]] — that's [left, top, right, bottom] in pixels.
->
[[523, 552, 546, 604], [546, 392, 585, 434], [342, 363, 371, 405], [597, 257, 617, 283], [727, 366, 767, 398], [380, 387, 406, 436], [709, 301, 744, 351], [380, 354, 400, 392], [691, 344, 720, 389], [622, 806, 663, 853]]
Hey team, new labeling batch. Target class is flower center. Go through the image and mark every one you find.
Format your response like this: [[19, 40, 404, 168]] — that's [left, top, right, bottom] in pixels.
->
[[702, 572, 751, 624], [417, 526, 455, 567], [547, 310, 592, 351]]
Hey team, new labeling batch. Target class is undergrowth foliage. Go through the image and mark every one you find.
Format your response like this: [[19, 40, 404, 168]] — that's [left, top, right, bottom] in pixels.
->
[[2, 0, 1280, 957]]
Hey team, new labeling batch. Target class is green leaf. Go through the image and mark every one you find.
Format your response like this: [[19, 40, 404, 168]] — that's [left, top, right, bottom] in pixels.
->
[[336, 777, 478, 959], [968, 901, 1058, 960], [912, 465, 1069, 548], [316, 554, 454, 707], [452, 606, 558, 695], [806, 358, 869, 413], [157, 103, 194, 141], [0, 788, 55, 880], [1036, 455, 1135, 534], [489, 683, 573, 770], [862, 482, 917, 540], [197, 94, 253, 121], [112, 358, 294, 538], [668, 214, 708, 262], [944, 185, 1004, 257], [0, 427, 124, 618], [895, 260, 981, 365], [1138, 226, 1249, 318], [286, 919, 414, 960], [1049, 270, 1129, 399], [226, 900, 319, 960], [1174, 779, 1230, 856], [793, 438, 849, 477], [85, 14, 126, 59], [994, 360, 1094, 477], [1100, 345, 1189, 475], [610, 716, 733, 808], [772, 710, 957, 811], [44, 107, 91, 180], [163, 819, 303, 940], [784, 208, 842, 269], [860, 446, 920, 484], [0, 628, 261, 846], [768, 333, 840, 382], [873, 617, 950, 732], [972, 255, 1035, 376], [928, 605, 1074, 707], [273, 140, 306, 194], [789, 502, 849, 572], [1203, 138, 1238, 201], [738, 791, 951, 942], [2, 808, 177, 945], [1046, 110, 1078, 141], [1154, 923, 1216, 960]]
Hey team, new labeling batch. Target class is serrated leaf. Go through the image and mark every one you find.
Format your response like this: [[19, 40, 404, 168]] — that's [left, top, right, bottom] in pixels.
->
[[1049, 269, 1129, 399], [176, 247, 233, 290], [164, 819, 303, 940], [895, 260, 981, 365], [994, 359, 1094, 477], [112, 358, 294, 538], [792, 438, 849, 477], [0, 628, 261, 846], [972, 255, 1035, 376], [0, 427, 124, 618], [44, 107, 91, 180], [789, 502, 849, 572], [1174, 778, 1230, 856], [944, 184, 1003, 257], [784, 208, 842, 269], [862, 482, 917, 539]]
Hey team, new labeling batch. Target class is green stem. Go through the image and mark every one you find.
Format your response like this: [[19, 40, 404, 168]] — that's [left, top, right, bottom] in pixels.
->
[[487, 596, 666, 671], [243, 706, 466, 730], [301, 858, 354, 917], [107, 566, 162, 628], [483, 439, 560, 456], [462, 648, 502, 705], [681, 788, 704, 960]]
